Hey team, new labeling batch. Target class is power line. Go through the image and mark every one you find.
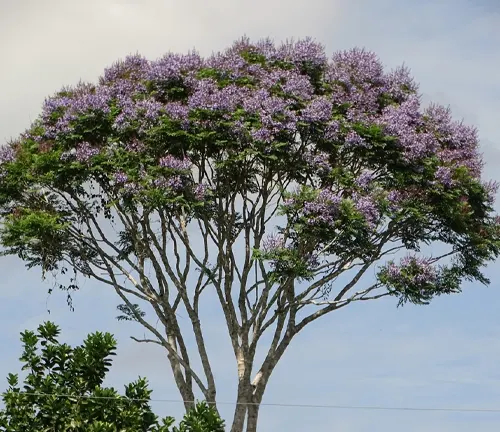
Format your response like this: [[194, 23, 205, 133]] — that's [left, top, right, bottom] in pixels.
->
[[4, 392, 500, 414]]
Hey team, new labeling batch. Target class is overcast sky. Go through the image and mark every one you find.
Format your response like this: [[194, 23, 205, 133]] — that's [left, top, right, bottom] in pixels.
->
[[1, 0, 500, 431]]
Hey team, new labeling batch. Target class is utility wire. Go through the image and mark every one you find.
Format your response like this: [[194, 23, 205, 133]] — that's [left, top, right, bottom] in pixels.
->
[[4, 392, 500, 413]]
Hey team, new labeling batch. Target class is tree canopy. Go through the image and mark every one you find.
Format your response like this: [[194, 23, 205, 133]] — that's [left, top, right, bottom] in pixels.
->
[[0, 321, 224, 432], [0, 36, 498, 432]]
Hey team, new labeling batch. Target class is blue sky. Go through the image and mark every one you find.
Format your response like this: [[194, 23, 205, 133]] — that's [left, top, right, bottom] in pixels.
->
[[1, 0, 500, 430]]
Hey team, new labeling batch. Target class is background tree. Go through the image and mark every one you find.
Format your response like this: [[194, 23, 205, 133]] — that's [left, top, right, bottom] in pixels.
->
[[0, 321, 224, 432], [0, 37, 498, 432]]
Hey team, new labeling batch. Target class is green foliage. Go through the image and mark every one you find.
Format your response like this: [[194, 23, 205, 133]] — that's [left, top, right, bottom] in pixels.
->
[[0, 37, 499, 317], [0, 322, 224, 432]]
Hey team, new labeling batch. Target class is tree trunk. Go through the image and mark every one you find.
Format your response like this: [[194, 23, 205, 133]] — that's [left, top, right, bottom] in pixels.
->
[[245, 403, 260, 432], [230, 401, 248, 432], [230, 393, 262, 432]]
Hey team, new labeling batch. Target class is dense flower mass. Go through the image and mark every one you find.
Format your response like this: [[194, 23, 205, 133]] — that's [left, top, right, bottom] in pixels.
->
[[159, 155, 192, 171], [0, 36, 498, 304], [376, 255, 455, 305], [384, 256, 438, 286]]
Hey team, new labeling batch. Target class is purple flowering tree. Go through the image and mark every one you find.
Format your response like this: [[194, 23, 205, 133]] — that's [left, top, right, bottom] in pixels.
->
[[0, 37, 499, 432]]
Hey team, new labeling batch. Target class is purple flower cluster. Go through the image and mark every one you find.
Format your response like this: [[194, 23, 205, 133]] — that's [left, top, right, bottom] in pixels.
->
[[74, 142, 100, 163], [327, 48, 387, 121], [424, 104, 482, 177], [242, 89, 297, 141], [386, 190, 411, 212], [250, 128, 272, 143], [300, 96, 333, 122], [286, 187, 380, 228], [101, 54, 150, 83], [165, 102, 190, 127], [260, 69, 314, 101], [159, 155, 192, 171], [154, 175, 184, 191], [356, 171, 375, 190], [324, 121, 340, 140], [0, 145, 15, 178], [136, 99, 163, 122], [193, 183, 208, 200], [345, 130, 367, 148], [385, 66, 419, 102], [20, 36, 490, 221], [41, 85, 114, 139], [434, 166, 454, 188], [112, 95, 163, 133], [123, 182, 142, 195], [276, 37, 327, 67], [188, 80, 247, 112], [34, 37, 438, 167], [0, 146, 15, 164], [303, 150, 331, 174], [166, 176, 184, 190], [353, 194, 380, 227], [71, 88, 112, 115], [113, 171, 128, 184], [262, 232, 286, 252], [384, 255, 438, 286], [302, 189, 343, 225], [145, 51, 203, 83], [379, 96, 438, 161], [330, 48, 385, 87]]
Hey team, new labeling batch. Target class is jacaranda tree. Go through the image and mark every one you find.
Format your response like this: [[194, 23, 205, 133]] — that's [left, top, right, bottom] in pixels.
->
[[0, 321, 224, 432], [0, 37, 498, 431]]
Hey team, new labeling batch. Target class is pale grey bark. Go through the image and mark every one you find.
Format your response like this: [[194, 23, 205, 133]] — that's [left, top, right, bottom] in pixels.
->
[[45, 170, 408, 431]]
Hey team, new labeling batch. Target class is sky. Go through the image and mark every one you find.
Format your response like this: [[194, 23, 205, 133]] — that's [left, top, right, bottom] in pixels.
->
[[1, 0, 500, 430]]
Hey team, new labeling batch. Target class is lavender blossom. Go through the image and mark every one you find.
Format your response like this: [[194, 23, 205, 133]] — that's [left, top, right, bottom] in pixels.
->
[[324, 120, 340, 140], [0, 145, 15, 178], [193, 183, 208, 200], [165, 102, 190, 123], [434, 166, 454, 188], [384, 255, 438, 286], [303, 150, 330, 174], [135, 99, 163, 122], [277, 37, 327, 67], [356, 171, 375, 190], [303, 189, 343, 225], [41, 96, 73, 120], [166, 175, 184, 190], [146, 51, 203, 82], [300, 97, 333, 122], [261, 69, 314, 100], [0, 146, 15, 164], [379, 96, 438, 161], [75, 142, 99, 163], [329, 48, 385, 88], [101, 54, 149, 83], [353, 194, 380, 227], [71, 88, 112, 115], [345, 130, 367, 148], [385, 65, 419, 101], [262, 233, 285, 253], [159, 155, 192, 171], [251, 127, 274, 143], [113, 171, 128, 184], [188, 80, 246, 112], [425, 103, 482, 177]]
